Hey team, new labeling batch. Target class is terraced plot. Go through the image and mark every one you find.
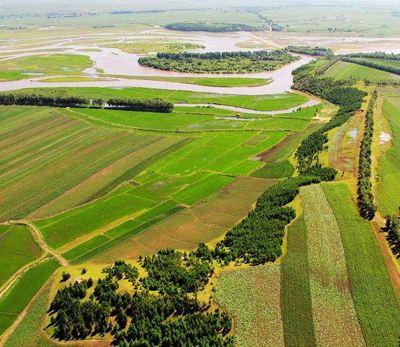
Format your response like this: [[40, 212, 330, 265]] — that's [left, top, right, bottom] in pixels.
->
[[376, 97, 400, 216], [0, 225, 42, 288], [0, 106, 184, 221]]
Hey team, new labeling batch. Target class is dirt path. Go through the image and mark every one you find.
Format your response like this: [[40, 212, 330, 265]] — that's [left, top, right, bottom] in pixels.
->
[[372, 215, 400, 304], [7, 220, 68, 266]]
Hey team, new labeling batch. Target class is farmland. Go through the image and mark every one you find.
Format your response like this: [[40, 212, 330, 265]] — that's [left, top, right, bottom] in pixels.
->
[[376, 96, 400, 216], [325, 61, 400, 82]]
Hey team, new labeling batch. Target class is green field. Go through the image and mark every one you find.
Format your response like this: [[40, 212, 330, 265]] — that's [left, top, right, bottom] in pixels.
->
[[0, 258, 59, 336], [323, 182, 400, 347], [103, 41, 204, 54], [325, 61, 400, 82], [28, 87, 308, 112], [377, 97, 400, 216], [0, 225, 42, 288], [0, 54, 93, 81]]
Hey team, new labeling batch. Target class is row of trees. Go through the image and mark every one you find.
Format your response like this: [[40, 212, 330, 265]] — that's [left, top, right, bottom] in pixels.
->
[[48, 260, 233, 345], [383, 215, 400, 257], [138, 50, 296, 74], [165, 22, 267, 32], [343, 52, 400, 61], [0, 92, 174, 113], [358, 91, 378, 220], [292, 63, 366, 175]]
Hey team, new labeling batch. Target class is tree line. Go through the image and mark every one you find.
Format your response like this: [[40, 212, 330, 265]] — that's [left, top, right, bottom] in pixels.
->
[[340, 55, 400, 76], [357, 91, 377, 220], [383, 215, 400, 257], [0, 92, 174, 113], [292, 62, 366, 177], [165, 22, 267, 33]]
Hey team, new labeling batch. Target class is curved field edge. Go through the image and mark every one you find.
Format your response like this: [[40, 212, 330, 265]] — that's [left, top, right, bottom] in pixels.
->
[[322, 182, 400, 347]]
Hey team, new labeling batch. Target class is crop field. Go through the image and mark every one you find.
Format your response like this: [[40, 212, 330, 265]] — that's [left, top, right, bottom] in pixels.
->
[[0, 106, 185, 221], [31, 87, 308, 112], [281, 215, 316, 347], [322, 182, 400, 347], [0, 225, 42, 289], [0, 54, 93, 81], [301, 185, 364, 346], [325, 61, 400, 82], [94, 176, 275, 262], [376, 96, 400, 216], [216, 264, 284, 347], [0, 258, 59, 336]]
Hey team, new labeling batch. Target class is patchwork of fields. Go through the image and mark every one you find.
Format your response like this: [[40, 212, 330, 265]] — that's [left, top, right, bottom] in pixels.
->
[[217, 182, 400, 346]]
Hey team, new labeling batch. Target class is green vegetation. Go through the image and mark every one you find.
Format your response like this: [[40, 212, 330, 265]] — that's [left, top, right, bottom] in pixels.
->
[[325, 61, 400, 82], [0, 91, 174, 113], [48, 259, 232, 345], [139, 50, 297, 74], [0, 258, 59, 335], [323, 182, 400, 347], [165, 22, 267, 32], [383, 215, 400, 257], [251, 160, 294, 179], [0, 225, 42, 288], [104, 41, 204, 54], [4, 286, 53, 347], [301, 185, 364, 345], [28, 87, 307, 112], [281, 215, 316, 347], [0, 106, 185, 221], [377, 97, 400, 216], [287, 46, 332, 57], [357, 91, 377, 220], [216, 265, 284, 347], [0, 54, 93, 81]]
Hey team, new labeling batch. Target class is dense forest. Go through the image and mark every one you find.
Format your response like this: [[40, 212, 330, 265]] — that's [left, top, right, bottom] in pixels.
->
[[165, 22, 267, 33], [49, 259, 232, 346], [292, 61, 366, 177], [357, 91, 377, 220], [0, 92, 174, 113], [138, 50, 297, 74]]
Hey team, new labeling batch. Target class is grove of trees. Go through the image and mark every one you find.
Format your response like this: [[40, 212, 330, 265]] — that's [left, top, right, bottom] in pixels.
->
[[165, 22, 266, 32], [383, 215, 400, 257], [138, 50, 297, 74]]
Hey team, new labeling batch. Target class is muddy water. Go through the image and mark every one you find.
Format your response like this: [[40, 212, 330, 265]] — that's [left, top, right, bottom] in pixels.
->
[[0, 30, 316, 95]]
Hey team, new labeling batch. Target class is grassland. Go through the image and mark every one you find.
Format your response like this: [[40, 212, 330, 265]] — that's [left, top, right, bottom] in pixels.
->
[[0, 54, 93, 81], [325, 61, 400, 82], [103, 41, 204, 54], [0, 225, 42, 288], [0, 258, 59, 336], [29, 87, 308, 112], [323, 182, 400, 347], [301, 185, 364, 346], [376, 96, 400, 216], [216, 264, 284, 347]]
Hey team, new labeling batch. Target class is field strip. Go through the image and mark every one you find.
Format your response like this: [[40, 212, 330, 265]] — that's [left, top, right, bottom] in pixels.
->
[[301, 185, 365, 347], [322, 182, 400, 346], [216, 264, 284, 347], [6, 220, 68, 266]]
